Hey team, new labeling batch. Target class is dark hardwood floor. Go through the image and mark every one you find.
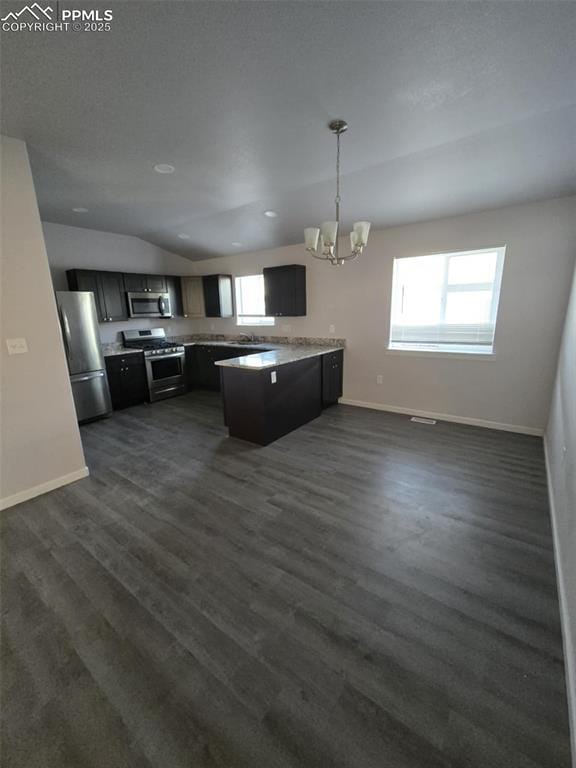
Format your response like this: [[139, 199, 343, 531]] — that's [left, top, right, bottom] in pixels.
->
[[1, 392, 570, 768]]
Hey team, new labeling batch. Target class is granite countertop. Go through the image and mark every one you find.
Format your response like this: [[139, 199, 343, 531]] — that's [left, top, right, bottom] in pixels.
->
[[102, 341, 273, 356], [214, 344, 343, 371], [102, 346, 144, 357], [178, 340, 273, 350], [103, 336, 345, 359]]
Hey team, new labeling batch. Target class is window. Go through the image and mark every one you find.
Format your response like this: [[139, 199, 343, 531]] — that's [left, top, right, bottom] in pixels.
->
[[234, 274, 275, 326], [389, 247, 505, 354]]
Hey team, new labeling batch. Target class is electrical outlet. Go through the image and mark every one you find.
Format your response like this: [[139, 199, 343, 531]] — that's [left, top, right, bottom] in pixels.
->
[[6, 338, 28, 355], [210, 323, 215, 331], [282, 323, 292, 332], [329, 324, 336, 334], [271, 371, 277, 384], [376, 374, 383, 384]]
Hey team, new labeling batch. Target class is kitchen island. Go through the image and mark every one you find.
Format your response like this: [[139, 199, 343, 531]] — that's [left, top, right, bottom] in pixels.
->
[[216, 345, 343, 445]]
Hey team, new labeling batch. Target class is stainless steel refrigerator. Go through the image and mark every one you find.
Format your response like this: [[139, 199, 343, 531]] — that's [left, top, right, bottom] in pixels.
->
[[56, 291, 112, 423]]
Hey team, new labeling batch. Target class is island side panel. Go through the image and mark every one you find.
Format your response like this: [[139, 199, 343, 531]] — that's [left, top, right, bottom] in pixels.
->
[[262, 357, 322, 443], [220, 367, 268, 444], [220, 356, 322, 445]]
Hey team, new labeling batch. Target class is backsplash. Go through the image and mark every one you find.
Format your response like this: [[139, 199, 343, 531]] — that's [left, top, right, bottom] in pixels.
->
[[168, 333, 346, 347]]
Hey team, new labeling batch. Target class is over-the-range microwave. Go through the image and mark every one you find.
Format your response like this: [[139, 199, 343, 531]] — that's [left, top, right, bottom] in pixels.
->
[[127, 291, 172, 319]]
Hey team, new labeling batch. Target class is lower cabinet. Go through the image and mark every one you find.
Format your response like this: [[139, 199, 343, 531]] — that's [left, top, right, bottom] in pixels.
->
[[322, 349, 344, 407], [185, 345, 262, 392], [185, 346, 197, 390], [105, 354, 148, 410], [192, 346, 234, 390]]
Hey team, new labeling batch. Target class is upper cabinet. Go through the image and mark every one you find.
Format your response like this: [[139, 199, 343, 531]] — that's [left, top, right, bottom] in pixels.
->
[[66, 269, 102, 317], [165, 275, 183, 317], [263, 264, 306, 316], [67, 269, 128, 322], [181, 276, 205, 318], [99, 272, 128, 322], [123, 273, 167, 293], [203, 275, 234, 318]]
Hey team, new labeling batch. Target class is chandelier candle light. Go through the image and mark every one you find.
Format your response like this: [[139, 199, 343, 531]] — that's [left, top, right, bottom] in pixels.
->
[[304, 120, 371, 265]]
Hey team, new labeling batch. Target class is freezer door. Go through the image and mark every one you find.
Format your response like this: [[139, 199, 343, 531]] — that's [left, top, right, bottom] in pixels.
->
[[70, 370, 112, 423], [56, 291, 104, 375]]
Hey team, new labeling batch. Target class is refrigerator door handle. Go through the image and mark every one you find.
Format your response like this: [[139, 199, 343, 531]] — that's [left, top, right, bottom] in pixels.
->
[[60, 308, 72, 354], [71, 372, 105, 383]]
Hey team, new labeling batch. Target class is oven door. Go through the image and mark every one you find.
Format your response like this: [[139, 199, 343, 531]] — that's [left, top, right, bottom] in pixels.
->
[[145, 352, 186, 401], [127, 292, 172, 318]]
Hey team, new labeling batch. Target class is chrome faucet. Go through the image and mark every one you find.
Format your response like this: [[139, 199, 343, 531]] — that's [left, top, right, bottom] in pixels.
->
[[239, 332, 256, 342]]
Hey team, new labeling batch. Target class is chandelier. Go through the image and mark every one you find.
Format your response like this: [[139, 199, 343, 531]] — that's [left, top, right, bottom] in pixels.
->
[[304, 120, 371, 266]]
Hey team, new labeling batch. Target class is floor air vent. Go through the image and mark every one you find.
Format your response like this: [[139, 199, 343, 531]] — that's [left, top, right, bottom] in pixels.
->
[[411, 416, 437, 425]]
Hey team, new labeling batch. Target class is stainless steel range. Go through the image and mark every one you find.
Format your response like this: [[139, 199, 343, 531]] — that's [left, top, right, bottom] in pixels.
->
[[122, 329, 185, 402]]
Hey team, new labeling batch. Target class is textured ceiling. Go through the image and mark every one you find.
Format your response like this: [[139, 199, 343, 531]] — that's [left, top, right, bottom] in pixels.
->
[[1, 0, 575, 260]]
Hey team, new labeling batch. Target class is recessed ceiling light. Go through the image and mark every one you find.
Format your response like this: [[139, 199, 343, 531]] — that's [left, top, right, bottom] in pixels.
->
[[231, 241, 243, 247], [72, 207, 88, 213], [177, 233, 191, 240], [154, 163, 175, 174], [264, 210, 277, 218]]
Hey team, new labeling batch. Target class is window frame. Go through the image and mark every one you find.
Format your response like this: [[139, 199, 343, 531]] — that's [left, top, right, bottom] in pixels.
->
[[388, 246, 506, 356], [234, 274, 275, 327]]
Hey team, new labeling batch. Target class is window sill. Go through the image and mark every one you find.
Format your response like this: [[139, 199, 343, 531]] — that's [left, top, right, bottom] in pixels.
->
[[236, 320, 275, 328], [386, 346, 496, 361]]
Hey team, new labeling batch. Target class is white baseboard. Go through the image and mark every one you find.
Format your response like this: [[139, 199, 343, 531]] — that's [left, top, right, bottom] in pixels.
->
[[544, 441, 576, 768], [339, 398, 543, 436], [0, 466, 89, 511]]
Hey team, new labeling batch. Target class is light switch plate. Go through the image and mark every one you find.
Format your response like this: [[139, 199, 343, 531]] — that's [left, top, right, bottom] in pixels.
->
[[271, 371, 277, 384], [6, 338, 28, 355]]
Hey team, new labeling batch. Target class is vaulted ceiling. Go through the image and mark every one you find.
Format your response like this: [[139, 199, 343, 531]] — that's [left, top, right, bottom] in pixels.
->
[[1, 0, 575, 259]]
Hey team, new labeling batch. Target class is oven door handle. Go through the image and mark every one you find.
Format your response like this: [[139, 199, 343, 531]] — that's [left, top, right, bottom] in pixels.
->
[[147, 351, 184, 360]]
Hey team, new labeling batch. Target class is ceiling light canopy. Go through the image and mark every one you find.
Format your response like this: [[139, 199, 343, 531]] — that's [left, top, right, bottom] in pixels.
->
[[304, 120, 371, 266], [72, 207, 88, 213], [264, 210, 277, 218], [177, 233, 191, 240], [154, 163, 175, 174], [231, 241, 243, 247]]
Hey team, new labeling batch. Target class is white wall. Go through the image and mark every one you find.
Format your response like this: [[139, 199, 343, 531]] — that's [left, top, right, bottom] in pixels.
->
[[190, 196, 576, 433], [545, 262, 576, 764], [0, 137, 87, 510], [43, 222, 199, 343]]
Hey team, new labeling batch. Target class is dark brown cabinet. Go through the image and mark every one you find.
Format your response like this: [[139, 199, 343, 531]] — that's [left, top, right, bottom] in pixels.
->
[[66, 269, 102, 317], [123, 273, 167, 293], [184, 346, 197, 390], [166, 275, 183, 317], [67, 269, 127, 322], [193, 346, 219, 389], [321, 349, 344, 407], [105, 354, 147, 410], [99, 271, 128, 322], [263, 264, 306, 316], [221, 357, 322, 445], [186, 344, 267, 391], [202, 275, 234, 317], [189, 346, 235, 390]]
